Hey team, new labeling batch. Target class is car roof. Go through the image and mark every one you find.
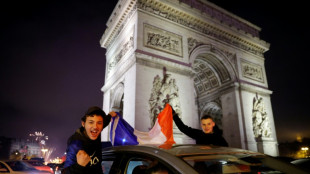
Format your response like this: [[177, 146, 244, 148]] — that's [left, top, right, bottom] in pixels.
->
[[102, 144, 264, 157]]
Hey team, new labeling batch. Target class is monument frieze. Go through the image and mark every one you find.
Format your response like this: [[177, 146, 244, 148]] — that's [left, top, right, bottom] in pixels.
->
[[144, 23, 183, 57], [241, 59, 264, 83]]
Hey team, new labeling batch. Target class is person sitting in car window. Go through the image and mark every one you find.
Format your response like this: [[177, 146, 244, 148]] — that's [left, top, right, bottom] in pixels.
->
[[62, 106, 116, 174], [170, 105, 228, 147]]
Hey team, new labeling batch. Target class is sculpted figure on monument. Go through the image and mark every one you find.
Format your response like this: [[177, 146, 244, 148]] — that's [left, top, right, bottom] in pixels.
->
[[149, 73, 181, 127], [149, 75, 162, 126], [252, 94, 271, 138]]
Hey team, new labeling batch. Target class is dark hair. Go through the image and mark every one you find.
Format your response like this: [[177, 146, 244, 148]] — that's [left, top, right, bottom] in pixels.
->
[[200, 115, 223, 134], [146, 163, 170, 174], [81, 106, 106, 122], [200, 115, 214, 121]]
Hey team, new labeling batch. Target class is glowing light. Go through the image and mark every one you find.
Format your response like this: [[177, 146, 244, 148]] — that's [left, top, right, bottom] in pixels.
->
[[122, 138, 126, 143], [301, 146, 309, 158], [29, 131, 48, 145], [41, 148, 48, 153]]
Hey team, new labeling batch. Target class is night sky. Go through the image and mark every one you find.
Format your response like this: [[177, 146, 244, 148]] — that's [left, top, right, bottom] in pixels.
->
[[1, 0, 309, 159]]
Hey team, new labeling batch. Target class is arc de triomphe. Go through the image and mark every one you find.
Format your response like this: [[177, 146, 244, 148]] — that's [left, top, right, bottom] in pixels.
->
[[100, 0, 278, 156]]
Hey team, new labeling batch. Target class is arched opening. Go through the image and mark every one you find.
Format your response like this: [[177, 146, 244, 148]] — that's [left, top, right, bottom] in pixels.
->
[[111, 83, 124, 116], [190, 45, 237, 133]]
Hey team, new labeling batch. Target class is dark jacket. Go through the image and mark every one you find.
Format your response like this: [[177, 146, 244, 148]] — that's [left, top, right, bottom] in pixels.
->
[[173, 114, 228, 147], [62, 116, 111, 174]]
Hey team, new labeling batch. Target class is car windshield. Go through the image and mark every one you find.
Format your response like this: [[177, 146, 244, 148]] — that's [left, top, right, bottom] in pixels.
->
[[6, 161, 38, 171], [181, 154, 289, 174]]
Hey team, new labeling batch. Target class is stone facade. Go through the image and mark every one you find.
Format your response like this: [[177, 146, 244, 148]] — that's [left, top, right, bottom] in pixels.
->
[[100, 0, 278, 156]]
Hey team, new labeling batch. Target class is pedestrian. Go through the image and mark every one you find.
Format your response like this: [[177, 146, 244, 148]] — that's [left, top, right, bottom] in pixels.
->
[[171, 106, 228, 146], [62, 106, 116, 174]]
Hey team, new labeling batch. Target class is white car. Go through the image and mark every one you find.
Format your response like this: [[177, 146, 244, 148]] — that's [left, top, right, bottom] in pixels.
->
[[0, 160, 51, 174]]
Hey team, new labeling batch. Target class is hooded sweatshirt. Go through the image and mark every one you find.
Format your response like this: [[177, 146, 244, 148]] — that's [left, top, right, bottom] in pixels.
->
[[173, 114, 228, 147], [62, 127, 104, 174]]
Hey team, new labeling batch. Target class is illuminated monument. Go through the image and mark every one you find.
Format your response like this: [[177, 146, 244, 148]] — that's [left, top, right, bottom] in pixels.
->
[[100, 0, 279, 156]]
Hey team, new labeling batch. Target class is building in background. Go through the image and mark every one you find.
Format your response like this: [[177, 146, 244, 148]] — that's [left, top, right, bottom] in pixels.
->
[[100, 0, 278, 156], [0, 136, 41, 160]]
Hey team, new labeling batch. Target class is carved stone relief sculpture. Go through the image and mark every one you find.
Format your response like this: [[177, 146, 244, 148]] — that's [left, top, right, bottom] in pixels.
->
[[144, 23, 183, 57], [241, 60, 264, 83], [252, 94, 271, 138], [149, 72, 181, 127], [107, 36, 134, 76]]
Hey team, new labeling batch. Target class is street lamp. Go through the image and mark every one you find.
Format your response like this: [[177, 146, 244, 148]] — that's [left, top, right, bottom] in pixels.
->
[[41, 148, 48, 157], [301, 147, 309, 158]]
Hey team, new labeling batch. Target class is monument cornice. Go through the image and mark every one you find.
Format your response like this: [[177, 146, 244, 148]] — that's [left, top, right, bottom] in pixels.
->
[[100, 0, 137, 49], [101, 0, 269, 57], [238, 80, 273, 96], [177, 0, 261, 37], [135, 49, 194, 77], [138, 0, 269, 57]]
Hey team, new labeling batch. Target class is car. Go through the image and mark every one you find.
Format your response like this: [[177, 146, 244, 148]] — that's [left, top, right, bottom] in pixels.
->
[[101, 144, 309, 174], [23, 160, 53, 173], [291, 158, 310, 172], [0, 160, 51, 174]]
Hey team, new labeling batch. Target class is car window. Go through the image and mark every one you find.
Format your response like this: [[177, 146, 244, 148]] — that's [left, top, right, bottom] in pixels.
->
[[127, 158, 151, 174], [102, 156, 117, 174], [127, 157, 173, 174], [0, 162, 9, 172]]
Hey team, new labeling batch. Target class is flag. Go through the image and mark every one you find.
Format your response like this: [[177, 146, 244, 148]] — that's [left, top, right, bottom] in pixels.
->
[[110, 103, 175, 146]]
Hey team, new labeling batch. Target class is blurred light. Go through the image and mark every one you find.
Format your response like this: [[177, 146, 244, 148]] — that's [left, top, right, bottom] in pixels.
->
[[219, 160, 227, 164], [41, 148, 48, 152]]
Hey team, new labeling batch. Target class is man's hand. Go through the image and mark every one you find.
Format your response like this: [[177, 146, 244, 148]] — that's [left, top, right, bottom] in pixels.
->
[[76, 150, 90, 167], [109, 111, 117, 117], [170, 105, 177, 116]]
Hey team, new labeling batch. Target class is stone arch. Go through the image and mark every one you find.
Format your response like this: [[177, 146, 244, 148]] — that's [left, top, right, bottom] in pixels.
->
[[111, 82, 124, 116], [190, 45, 237, 97], [190, 44, 237, 84], [190, 44, 237, 132]]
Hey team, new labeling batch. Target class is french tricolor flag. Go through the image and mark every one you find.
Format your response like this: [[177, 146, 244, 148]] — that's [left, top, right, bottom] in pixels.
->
[[110, 104, 175, 146]]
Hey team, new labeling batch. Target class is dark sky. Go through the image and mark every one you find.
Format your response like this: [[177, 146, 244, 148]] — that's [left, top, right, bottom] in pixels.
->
[[1, 0, 309, 159]]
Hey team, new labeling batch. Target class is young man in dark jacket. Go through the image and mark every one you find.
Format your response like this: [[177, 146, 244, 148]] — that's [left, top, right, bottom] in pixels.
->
[[62, 106, 115, 174], [171, 106, 228, 147]]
